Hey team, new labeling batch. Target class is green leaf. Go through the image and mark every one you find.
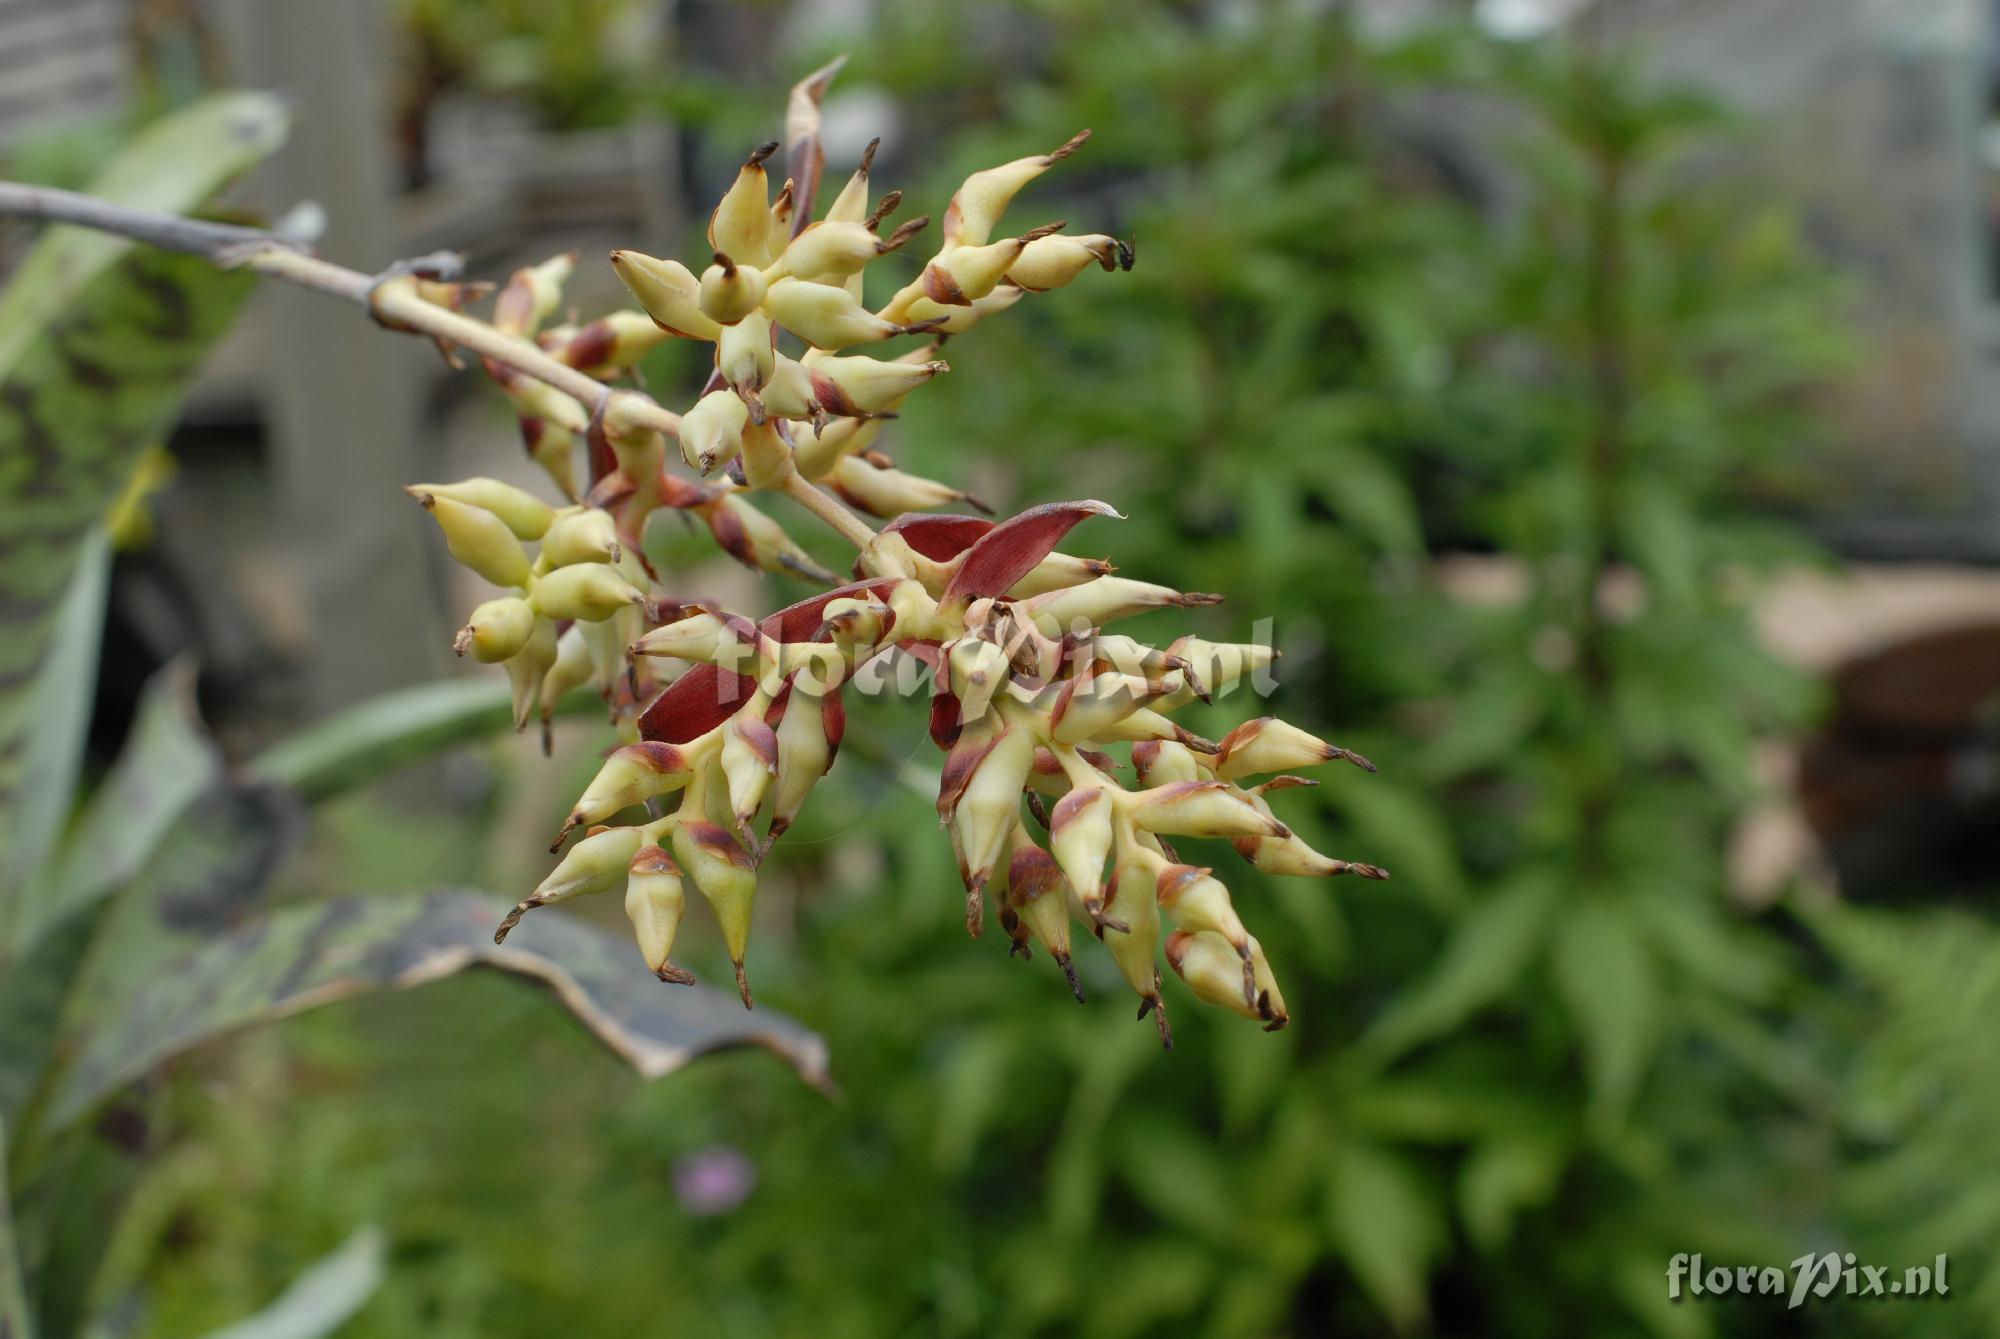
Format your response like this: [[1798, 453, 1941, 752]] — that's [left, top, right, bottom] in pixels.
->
[[197, 1226, 385, 1339], [0, 92, 286, 908], [1553, 899, 1658, 1129], [1317, 770, 1467, 916], [1459, 1134, 1569, 1249], [0, 1116, 30, 1339], [248, 676, 595, 803], [0, 534, 108, 901], [1323, 1139, 1440, 1332], [44, 891, 830, 1132], [1355, 871, 1559, 1064], [1302, 443, 1425, 558], [13, 661, 219, 956]]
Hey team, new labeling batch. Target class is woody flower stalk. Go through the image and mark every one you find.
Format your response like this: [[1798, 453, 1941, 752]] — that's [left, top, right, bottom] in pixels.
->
[[0, 60, 1385, 1045]]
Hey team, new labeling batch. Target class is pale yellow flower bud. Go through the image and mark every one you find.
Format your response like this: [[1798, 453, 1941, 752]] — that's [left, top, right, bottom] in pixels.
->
[[529, 564, 652, 623], [679, 389, 750, 474], [1128, 781, 1285, 840], [411, 490, 532, 587], [699, 253, 769, 325], [539, 506, 621, 568], [709, 141, 779, 268], [1007, 233, 1129, 291], [405, 477, 553, 540], [609, 250, 723, 341], [672, 814, 760, 1007], [625, 846, 694, 984], [1214, 717, 1372, 781], [454, 596, 535, 664], [942, 130, 1089, 247]]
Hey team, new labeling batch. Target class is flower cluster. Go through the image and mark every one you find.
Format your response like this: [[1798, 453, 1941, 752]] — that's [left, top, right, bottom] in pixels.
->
[[404, 67, 1384, 1044]]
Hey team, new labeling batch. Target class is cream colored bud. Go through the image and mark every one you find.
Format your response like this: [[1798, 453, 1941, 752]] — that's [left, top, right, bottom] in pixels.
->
[[1025, 578, 1223, 636], [609, 250, 723, 341], [1006, 835, 1082, 998], [947, 636, 1013, 726], [529, 564, 650, 623], [1165, 930, 1266, 1022], [555, 310, 673, 377], [704, 493, 837, 582], [563, 743, 695, 840], [504, 616, 559, 732], [1102, 855, 1166, 1008], [818, 595, 895, 652], [405, 477, 553, 540], [632, 611, 733, 664], [824, 138, 877, 226], [534, 823, 643, 906], [1049, 782, 1114, 915], [1132, 739, 1205, 788], [709, 141, 779, 267], [1049, 672, 1169, 746], [942, 130, 1089, 247], [770, 683, 836, 839], [625, 846, 693, 983], [896, 284, 1025, 335], [779, 219, 896, 281], [809, 354, 948, 413], [519, 418, 579, 502], [698, 253, 769, 325], [539, 507, 621, 568], [672, 816, 760, 1006], [829, 455, 968, 518], [1214, 716, 1372, 780], [762, 277, 913, 350], [679, 389, 750, 474], [949, 724, 1035, 890], [1007, 233, 1128, 291], [493, 252, 574, 335], [538, 625, 593, 730], [455, 596, 535, 664], [1155, 864, 1251, 959], [717, 310, 776, 399], [1128, 781, 1285, 840], [1007, 551, 1115, 600], [413, 491, 531, 587], [721, 707, 780, 836], [1160, 637, 1277, 709]]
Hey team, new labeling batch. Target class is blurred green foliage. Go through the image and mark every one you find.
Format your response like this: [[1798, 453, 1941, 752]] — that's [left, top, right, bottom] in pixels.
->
[[89, 5, 1995, 1339]]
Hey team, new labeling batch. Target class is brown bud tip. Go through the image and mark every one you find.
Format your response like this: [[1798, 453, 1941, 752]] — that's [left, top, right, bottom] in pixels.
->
[[1049, 129, 1091, 163], [735, 960, 754, 1009], [713, 251, 737, 275], [451, 625, 473, 657], [1019, 220, 1067, 243], [1055, 951, 1086, 1004], [1176, 592, 1226, 607], [880, 215, 929, 251], [746, 140, 780, 168], [549, 814, 582, 854], [655, 963, 697, 986], [495, 897, 540, 945], [965, 886, 985, 938], [859, 136, 880, 172], [864, 189, 904, 231], [1340, 748, 1379, 773], [1353, 863, 1390, 881]]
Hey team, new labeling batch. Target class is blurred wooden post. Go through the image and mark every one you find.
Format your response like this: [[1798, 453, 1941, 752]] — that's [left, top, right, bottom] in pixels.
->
[[213, 0, 443, 710]]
